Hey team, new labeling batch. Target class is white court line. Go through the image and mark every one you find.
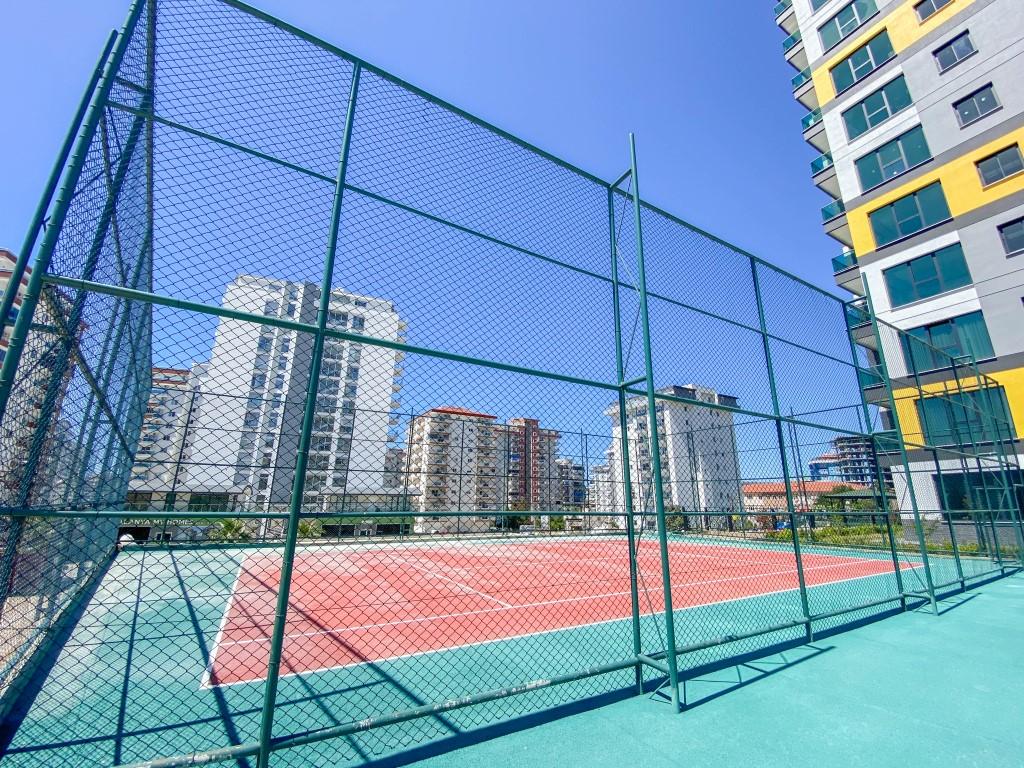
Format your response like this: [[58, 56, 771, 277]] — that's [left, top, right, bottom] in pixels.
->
[[205, 565, 921, 689], [216, 558, 905, 650], [199, 555, 247, 690], [393, 557, 514, 608]]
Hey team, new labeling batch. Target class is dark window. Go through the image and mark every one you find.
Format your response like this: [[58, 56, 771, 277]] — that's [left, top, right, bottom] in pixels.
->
[[917, 387, 1015, 446], [998, 218, 1024, 255], [869, 182, 951, 246], [976, 145, 1024, 186], [855, 125, 931, 191], [819, 0, 878, 50], [901, 311, 994, 373], [883, 243, 971, 306], [954, 84, 1000, 127], [916, 0, 953, 21], [831, 31, 895, 93], [934, 32, 976, 72], [842, 76, 912, 140]]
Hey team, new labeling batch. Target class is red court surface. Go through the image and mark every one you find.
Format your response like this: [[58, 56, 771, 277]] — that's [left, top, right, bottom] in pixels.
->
[[205, 538, 908, 687]]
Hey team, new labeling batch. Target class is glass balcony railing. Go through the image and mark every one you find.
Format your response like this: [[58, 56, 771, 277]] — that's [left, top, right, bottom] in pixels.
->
[[792, 67, 812, 89], [832, 249, 857, 273], [845, 299, 870, 328], [774, 0, 793, 17], [783, 29, 803, 53], [857, 366, 885, 390], [811, 152, 834, 175], [821, 198, 846, 222], [802, 107, 823, 131]]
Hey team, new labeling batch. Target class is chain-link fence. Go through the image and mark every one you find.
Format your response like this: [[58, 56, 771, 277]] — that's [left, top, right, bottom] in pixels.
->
[[0, 1, 1020, 766]]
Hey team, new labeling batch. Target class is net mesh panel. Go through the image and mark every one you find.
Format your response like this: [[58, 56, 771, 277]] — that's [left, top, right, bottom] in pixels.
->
[[0, 0, 1021, 765]]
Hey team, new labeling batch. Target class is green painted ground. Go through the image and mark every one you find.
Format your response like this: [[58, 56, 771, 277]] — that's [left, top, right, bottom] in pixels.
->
[[0, 539, 1016, 767], [415, 574, 1024, 768]]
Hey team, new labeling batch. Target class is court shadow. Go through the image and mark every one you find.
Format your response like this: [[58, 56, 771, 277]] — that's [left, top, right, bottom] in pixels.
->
[[678, 644, 833, 711]]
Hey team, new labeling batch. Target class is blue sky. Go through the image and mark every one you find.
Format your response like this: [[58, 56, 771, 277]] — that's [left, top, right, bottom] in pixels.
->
[[0, 0, 838, 292]]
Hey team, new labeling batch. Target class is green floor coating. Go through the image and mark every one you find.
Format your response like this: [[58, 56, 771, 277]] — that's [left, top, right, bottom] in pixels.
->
[[416, 574, 1024, 768], [0, 540, 1017, 767]]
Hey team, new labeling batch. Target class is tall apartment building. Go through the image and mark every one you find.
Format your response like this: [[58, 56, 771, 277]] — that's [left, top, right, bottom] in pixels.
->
[[807, 434, 883, 485], [404, 409, 569, 533], [186, 274, 405, 512], [503, 417, 560, 512], [776, 0, 1024, 513], [604, 385, 743, 528], [0, 250, 77, 506], [127, 365, 204, 510], [554, 457, 586, 511], [405, 406, 503, 533]]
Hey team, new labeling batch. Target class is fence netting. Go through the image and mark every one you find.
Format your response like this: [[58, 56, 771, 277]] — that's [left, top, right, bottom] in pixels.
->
[[0, 0, 1020, 766]]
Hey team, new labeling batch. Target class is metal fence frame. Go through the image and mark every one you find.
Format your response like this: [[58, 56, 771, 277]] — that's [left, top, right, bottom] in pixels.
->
[[0, 1, 1021, 766]]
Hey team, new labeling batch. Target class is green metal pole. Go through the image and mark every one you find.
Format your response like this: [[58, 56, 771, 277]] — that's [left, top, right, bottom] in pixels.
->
[[607, 184, 643, 694], [947, 358, 1003, 571], [750, 259, 812, 641], [626, 134, 681, 710], [872, 437, 908, 610], [0, 32, 117, 345], [860, 278, 937, 613], [255, 62, 362, 768], [903, 336, 964, 588]]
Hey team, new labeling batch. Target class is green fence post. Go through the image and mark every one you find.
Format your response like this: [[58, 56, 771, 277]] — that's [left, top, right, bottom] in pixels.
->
[[902, 334, 964, 590], [626, 134, 681, 711], [607, 184, 644, 694], [868, 438, 909, 606], [750, 259, 812, 640], [255, 62, 362, 768], [860, 279, 937, 614]]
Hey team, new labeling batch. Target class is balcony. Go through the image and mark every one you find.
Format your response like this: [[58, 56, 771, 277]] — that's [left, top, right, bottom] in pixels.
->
[[822, 199, 852, 247], [801, 108, 829, 153], [845, 298, 871, 330], [775, 0, 797, 35], [783, 30, 807, 71], [792, 67, 818, 111], [821, 199, 845, 223], [811, 152, 839, 198], [831, 250, 864, 294]]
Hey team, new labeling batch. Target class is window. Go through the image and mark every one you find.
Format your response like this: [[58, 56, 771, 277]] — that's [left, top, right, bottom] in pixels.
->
[[934, 32, 975, 72], [842, 76, 912, 140], [351, 316, 365, 331], [999, 218, 1024, 255], [811, 0, 830, 9], [855, 125, 931, 191], [869, 182, 951, 246], [819, 0, 877, 50], [916, 387, 1015, 446], [954, 84, 1000, 126], [901, 311, 994, 373], [916, 0, 953, 21], [831, 31, 894, 93], [884, 243, 971, 306], [976, 145, 1024, 186]]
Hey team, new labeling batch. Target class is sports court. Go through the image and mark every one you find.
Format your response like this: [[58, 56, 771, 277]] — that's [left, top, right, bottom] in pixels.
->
[[1, 533, 929, 767], [206, 536, 915, 687]]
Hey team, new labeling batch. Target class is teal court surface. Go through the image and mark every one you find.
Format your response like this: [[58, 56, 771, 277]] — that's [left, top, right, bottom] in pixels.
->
[[0, 534, 1010, 767], [413, 574, 1024, 768]]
